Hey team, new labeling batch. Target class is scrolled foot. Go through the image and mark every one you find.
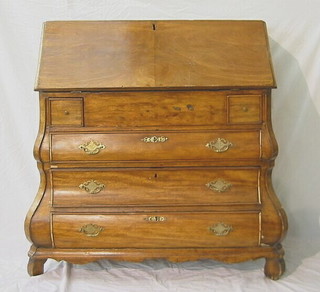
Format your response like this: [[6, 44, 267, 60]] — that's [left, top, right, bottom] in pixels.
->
[[28, 257, 47, 276], [264, 257, 285, 280]]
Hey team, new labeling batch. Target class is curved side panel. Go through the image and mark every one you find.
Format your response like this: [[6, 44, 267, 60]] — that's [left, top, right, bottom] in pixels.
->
[[260, 167, 288, 245], [259, 91, 287, 245], [25, 95, 52, 247]]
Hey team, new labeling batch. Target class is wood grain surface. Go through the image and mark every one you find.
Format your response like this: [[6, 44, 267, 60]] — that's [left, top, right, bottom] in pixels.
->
[[52, 212, 260, 248], [50, 130, 261, 162], [36, 20, 275, 90], [51, 168, 260, 206]]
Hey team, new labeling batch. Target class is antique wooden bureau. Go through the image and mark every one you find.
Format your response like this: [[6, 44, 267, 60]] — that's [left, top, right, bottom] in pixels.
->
[[25, 20, 287, 279]]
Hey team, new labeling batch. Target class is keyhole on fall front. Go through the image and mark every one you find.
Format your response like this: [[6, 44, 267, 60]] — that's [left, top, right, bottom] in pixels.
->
[[148, 173, 158, 180]]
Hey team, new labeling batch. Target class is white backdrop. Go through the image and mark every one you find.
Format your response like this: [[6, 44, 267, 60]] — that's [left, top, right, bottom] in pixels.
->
[[1, 1, 320, 291]]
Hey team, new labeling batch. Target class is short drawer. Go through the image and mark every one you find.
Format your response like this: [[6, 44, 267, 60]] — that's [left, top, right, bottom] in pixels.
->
[[227, 95, 262, 124], [52, 212, 260, 248], [49, 98, 83, 126], [51, 168, 260, 207], [50, 130, 261, 162]]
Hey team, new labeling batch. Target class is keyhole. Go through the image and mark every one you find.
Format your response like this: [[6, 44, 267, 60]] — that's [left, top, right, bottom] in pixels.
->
[[148, 173, 158, 180]]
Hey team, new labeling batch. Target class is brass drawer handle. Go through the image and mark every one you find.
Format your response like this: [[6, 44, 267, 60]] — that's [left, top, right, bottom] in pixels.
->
[[144, 216, 167, 222], [78, 140, 106, 155], [209, 222, 233, 236], [142, 136, 168, 143], [206, 179, 232, 193], [79, 224, 104, 237], [79, 180, 105, 194], [206, 138, 233, 153]]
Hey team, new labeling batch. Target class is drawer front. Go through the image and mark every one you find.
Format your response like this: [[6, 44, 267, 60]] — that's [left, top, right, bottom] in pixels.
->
[[227, 95, 262, 124], [50, 131, 261, 162], [84, 91, 226, 127], [49, 98, 83, 126], [51, 168, 259, 207], [52, 212, 260, 248]]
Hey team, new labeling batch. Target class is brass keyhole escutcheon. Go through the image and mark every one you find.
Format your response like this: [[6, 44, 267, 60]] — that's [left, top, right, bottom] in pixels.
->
[[144, 216, 167, 222], [142, 136, 168, 143]]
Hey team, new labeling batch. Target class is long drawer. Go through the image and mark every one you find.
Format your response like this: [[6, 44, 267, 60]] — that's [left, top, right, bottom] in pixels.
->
[[52, 212, 260, 248], [50, 130, 261, 162], [51, 168, 260, 207]]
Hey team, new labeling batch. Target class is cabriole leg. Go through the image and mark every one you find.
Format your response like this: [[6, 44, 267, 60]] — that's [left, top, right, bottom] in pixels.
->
[[27, 257, 47, 276]]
